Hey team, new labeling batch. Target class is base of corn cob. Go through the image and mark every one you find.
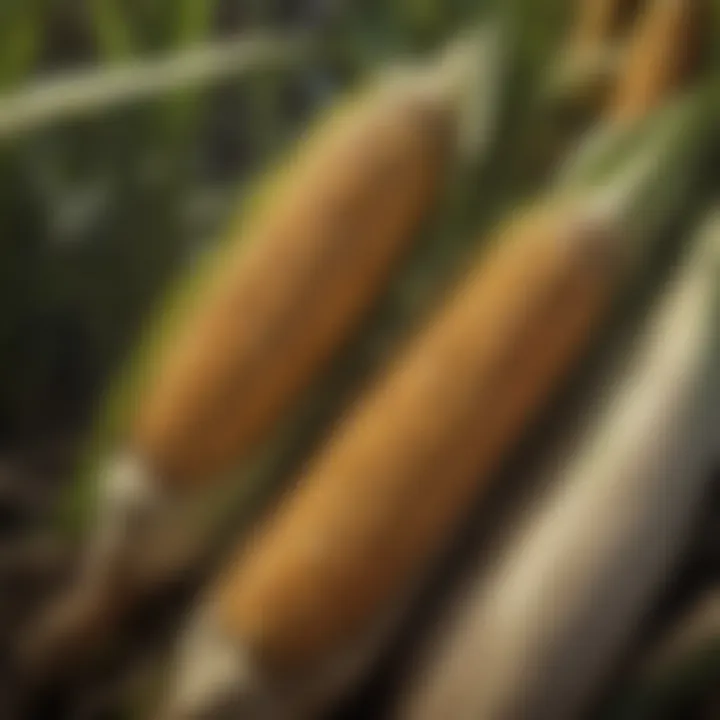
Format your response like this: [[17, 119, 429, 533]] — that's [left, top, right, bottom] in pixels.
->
[[88, 453, 166, 576]]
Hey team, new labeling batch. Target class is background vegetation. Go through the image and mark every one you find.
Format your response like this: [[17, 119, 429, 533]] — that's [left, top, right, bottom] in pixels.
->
[[0, 2, 717, 719]]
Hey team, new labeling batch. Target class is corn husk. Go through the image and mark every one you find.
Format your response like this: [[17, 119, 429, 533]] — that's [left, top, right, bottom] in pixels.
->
[[390, 209, 720, 720]]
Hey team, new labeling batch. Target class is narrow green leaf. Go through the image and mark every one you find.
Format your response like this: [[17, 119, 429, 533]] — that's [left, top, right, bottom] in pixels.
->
[[0, 33, 312, 143]]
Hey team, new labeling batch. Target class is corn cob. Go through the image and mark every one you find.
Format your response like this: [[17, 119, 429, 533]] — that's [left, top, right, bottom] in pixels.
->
[[20, 26, 504, 681], [127, 70, 455, 489], [102, 33, 499, 543], [389, 208, 720, 720], [153, 85, 717, 720]]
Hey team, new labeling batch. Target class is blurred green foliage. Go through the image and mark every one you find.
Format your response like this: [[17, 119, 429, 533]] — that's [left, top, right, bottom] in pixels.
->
[[0, 1, 266, 450], [2, 4, 718, 719]]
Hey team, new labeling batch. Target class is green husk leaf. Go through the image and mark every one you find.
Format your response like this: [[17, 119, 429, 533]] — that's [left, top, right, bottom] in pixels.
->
[[552, 85, 720, 256]]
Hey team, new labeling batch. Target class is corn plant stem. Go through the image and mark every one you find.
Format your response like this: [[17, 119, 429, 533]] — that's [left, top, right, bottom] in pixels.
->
[[86, 0, 137, 62], [0, 0, 43, 90], [150, 0, 221, 157]]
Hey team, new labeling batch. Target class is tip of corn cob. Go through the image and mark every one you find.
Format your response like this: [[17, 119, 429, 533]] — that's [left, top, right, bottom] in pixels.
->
[[398, 17, 506, 166], [443, 20, 506, 164]]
